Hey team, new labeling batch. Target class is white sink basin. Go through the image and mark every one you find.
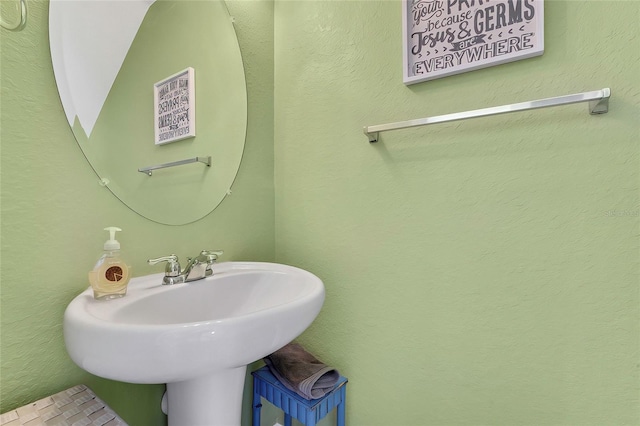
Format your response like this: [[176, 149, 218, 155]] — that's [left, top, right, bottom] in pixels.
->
[[64, 261, 325, 425]]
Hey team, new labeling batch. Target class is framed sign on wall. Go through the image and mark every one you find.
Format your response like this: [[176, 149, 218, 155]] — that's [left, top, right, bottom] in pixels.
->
[[154, 67, 196, 145], [403, 0, 544, 85]]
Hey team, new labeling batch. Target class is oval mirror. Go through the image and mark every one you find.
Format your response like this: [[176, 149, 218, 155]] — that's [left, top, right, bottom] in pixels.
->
[[49, 0, 247, 225]]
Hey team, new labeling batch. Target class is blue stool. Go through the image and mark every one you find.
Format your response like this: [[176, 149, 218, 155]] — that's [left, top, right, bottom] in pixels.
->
[[252, 366, 347, 426]]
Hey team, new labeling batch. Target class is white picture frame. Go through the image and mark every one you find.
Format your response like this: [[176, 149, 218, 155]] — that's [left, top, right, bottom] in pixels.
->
[[403, 0, 544, 85], [154, 67, 196, 145]]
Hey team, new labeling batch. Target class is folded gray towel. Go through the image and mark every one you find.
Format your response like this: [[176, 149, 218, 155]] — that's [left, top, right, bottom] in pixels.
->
[[264, 342, 340, 400]]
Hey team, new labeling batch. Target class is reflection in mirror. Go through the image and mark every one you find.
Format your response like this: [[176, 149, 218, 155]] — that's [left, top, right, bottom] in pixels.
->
[[50, 0, 247, 225]]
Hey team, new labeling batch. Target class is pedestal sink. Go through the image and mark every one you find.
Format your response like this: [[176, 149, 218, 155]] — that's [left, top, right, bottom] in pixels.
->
[[64, 262, 325, 426]]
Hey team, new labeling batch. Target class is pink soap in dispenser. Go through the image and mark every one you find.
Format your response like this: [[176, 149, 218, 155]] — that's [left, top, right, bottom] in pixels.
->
[[89, 227, 131, 300]]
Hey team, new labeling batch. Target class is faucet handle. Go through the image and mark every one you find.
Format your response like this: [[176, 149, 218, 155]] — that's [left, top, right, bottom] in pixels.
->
[[148, 254, 181, 277], [198, 250, 223, 263]]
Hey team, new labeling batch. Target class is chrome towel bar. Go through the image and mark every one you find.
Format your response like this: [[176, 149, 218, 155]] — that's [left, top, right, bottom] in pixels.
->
[[364, 88, 611, 143], [139, 156, 211, 176]]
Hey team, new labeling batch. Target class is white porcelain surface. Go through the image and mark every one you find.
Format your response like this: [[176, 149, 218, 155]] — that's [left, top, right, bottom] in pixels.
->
[[64, 261, 325, 384]]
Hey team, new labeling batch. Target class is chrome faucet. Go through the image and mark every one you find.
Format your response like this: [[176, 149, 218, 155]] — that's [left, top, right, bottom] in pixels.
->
[[148, 250, 223, 285]]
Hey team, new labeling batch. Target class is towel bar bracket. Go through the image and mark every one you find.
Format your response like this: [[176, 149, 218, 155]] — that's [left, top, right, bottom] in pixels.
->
[[365, 128, 379, 143], [589, 95, 609, 115]]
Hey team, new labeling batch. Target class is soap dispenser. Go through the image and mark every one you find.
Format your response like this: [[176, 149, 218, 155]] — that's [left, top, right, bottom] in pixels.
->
[[89, 227, 131, 300]]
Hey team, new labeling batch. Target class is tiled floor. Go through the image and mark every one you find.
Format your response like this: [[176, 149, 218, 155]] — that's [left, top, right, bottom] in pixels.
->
[[0, 385, 127, 426]]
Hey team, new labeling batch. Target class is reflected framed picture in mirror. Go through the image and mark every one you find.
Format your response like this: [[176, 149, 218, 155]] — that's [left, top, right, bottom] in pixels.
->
[[154, 67, 196, 145]]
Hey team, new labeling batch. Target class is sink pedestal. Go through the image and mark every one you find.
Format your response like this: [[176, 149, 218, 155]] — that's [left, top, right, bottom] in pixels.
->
[[166, 366, 247, 426]]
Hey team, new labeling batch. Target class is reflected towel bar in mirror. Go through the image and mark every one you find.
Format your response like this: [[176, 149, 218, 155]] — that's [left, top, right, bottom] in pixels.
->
[[364, 88, 611, 143], [139, 156, 211, 176]]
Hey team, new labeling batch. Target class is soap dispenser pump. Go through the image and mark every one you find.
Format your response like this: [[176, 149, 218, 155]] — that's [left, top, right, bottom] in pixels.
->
[[89, 227, 131, 300]]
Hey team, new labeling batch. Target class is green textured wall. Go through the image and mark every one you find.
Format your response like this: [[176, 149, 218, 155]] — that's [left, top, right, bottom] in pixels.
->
[[274, 1, 639, 425], [0, 0, 274, 424], [2, 1, 639, 425]]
